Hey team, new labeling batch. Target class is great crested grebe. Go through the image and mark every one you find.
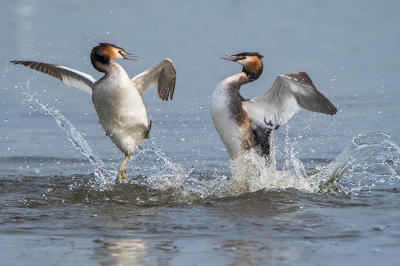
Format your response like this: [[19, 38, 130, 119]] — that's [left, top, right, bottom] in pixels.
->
[[211, 52, 337, 160], [11, 43, 177, 183]]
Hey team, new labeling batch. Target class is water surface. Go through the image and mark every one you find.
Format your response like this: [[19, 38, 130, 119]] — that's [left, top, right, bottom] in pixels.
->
[[1, 1, 400, 265]]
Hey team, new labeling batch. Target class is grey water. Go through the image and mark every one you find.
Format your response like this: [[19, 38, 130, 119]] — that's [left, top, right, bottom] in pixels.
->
[[1, 0, 400, 265]]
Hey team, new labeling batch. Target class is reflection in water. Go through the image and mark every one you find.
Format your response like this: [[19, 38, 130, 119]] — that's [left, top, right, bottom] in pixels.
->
[[213, 239, 297, 265], [93, 238, 149, 266], [93, 238, 179, 266]]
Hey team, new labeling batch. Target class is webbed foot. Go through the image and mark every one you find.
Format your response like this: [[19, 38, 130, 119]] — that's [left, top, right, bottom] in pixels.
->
[[116, 153, 131, 184]]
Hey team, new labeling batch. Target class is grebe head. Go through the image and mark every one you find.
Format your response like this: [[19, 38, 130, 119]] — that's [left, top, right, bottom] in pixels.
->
[[220, 52, 264, 80], [91, 43, 139, 72]]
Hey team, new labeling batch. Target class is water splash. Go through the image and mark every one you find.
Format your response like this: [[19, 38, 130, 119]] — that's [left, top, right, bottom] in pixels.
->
[[25, 92, 400, 198], [134, 147, 232, 201], [23, 91, 117, 185], [229, 132, 316, 194], [317, 132, 400, 193], [229, 131, 400, 194], [23, 92, 221, 197]]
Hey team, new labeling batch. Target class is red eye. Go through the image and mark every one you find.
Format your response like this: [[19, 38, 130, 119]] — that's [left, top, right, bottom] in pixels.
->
[[118, 50, 121, 53]]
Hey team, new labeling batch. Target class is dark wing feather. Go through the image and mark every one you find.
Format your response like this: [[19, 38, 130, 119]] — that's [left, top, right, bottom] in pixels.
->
[[10, 61, 95, 94], [132, 58, 176, 101]]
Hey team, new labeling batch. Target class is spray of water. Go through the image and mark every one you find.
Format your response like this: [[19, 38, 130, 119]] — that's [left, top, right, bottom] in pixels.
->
[[317, 132, 400, 193], [230, 131, 400, 194], [229, 129, 316, 194], [24, 93, 400, 198], [23, 91, 117, 186]]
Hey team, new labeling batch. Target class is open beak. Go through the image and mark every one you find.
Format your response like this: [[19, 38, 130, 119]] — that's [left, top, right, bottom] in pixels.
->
[[220, 53, 240, 61], [122, 52, 140, 61]]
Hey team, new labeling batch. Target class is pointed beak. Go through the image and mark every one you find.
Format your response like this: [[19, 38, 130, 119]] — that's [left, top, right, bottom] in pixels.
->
[[220, 53, 239, 61], [122, 52, 140, 61]]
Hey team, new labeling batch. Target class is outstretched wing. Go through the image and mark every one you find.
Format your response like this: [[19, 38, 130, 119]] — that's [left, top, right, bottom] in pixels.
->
[[131, 58, 176, 101], [243, 72, 337, 131], [10, 61, 96, 95]]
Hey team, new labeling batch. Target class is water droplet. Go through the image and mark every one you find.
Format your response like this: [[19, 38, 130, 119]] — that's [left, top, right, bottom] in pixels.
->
[[181, 137, 186, 141]]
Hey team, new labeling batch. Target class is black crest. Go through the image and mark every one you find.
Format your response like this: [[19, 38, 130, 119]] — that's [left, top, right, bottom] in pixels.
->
[[234, 52, 264, 59]]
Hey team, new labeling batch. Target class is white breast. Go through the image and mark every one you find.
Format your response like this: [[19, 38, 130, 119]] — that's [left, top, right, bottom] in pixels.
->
[[211, 80, 243, 159], [92, 65, 149, 154]]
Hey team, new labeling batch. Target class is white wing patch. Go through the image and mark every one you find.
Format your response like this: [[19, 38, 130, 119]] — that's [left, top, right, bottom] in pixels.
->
[[131, 58, 176, 101], [55, 65, 96, 94], [243, 73, 337, 131]]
